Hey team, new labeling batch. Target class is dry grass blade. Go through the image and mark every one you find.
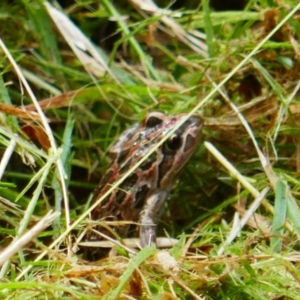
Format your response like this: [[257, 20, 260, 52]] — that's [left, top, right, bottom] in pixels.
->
[[205, 142, 269, 202], [79, 237, 178, 250], [45, 2, 119, 81], [130, 0, 208, 57], [172, 277, 206, 300], [25, 90, 82, 111], [0, 138, 16, 180], [217, 187, 269, 255], [205, 141, 295, 235], [0, 211, 60, 266], [0, 103, 44, 121], [273, 79, 300, 141]]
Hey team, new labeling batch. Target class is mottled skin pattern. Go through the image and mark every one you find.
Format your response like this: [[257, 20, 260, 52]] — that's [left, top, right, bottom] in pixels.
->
[[87, 112, 202, 254]]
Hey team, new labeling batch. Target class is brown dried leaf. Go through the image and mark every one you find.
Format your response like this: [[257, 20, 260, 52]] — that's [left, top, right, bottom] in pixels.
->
[[22, 124, 51, 151], [0, 103, 42, 121], [25, 91, 78, 111]]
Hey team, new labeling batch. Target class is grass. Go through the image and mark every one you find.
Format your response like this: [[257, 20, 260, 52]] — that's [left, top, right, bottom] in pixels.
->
[[0, 0, 300, 298]]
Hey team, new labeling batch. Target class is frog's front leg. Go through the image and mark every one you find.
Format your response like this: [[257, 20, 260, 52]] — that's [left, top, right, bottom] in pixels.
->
[[139, 191, 168, 247]]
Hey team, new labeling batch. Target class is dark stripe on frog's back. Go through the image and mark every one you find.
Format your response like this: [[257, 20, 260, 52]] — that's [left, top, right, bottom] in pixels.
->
[[91, 167, 139, 217], [90, 166, 120, 219], [117, 149, 130, 165], [116, 144, 155, 175], [134, 185, 150, 209], [91, 169, 114, 202], [115, 173, 138, 206]]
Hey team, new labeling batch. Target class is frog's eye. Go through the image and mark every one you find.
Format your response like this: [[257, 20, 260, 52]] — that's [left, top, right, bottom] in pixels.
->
[[145, 116, 163, 128], [165, 134, 182, 151]]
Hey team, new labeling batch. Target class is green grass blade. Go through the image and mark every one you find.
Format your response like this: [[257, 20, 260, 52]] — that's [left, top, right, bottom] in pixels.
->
[[22, 0, 67, 88], [0, 75, 18, 130], [202, 0, 217, 57], [101, 0, 160, 80], [271, 180, 287, 252], [53, 115, 75, 233], [286, 186, 300, 236], [107, 246, 157, 300]]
